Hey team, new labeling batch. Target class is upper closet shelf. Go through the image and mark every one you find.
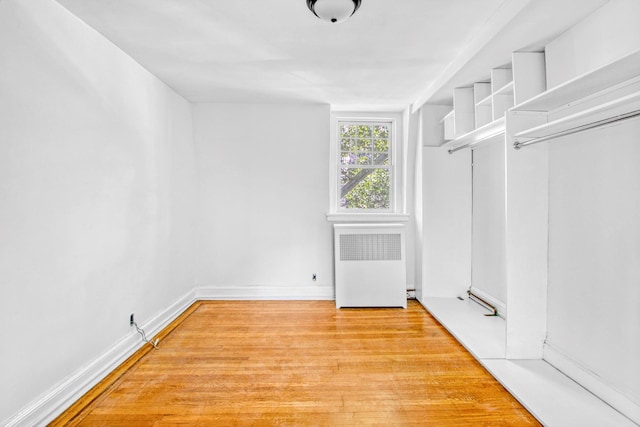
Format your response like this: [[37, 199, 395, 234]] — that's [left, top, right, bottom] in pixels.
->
[[513, 91, 640, 144], [440, 110, 454, 122], [512, 50, 640, 113], [493, 81, 514, 97], [443, 116, 505, 154], [476, 93, 492, 107]]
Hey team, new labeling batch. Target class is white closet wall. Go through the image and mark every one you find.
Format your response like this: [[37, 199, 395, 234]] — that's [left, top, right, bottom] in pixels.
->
[[546, 116, 640, 415], [421, 146, 471, 298], [471, 141, 506, 310], [420, 0, 640, 421]]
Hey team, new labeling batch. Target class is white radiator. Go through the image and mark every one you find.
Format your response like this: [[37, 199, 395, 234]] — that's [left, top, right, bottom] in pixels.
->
[[334, 223, 407, 308]]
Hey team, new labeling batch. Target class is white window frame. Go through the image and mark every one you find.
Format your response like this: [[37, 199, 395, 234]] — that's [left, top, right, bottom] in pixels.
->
[[328, 111, 408, 222]]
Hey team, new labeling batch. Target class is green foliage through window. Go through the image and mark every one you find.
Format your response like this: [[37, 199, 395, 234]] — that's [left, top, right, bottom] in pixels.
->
[[339, 122, 391, 210]]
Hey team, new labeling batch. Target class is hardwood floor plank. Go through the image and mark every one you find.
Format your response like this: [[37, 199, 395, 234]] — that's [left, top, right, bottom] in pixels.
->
[[51, 300, 540, 426]]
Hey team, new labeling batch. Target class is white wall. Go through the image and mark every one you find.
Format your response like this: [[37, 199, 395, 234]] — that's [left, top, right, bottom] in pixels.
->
[[504, 112, 549, 359], [418, 106, 471, 298], [541, 1, 640, 418], [193, 104, 334, 297], [546, 118, 640, 415], [471, 140, 506, 306], [0, 0, 197, 422], [421, 146, 472, 298]]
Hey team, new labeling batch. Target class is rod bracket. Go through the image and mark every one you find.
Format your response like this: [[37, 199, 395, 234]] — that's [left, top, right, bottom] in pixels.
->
[[467, 288, 498, 316]]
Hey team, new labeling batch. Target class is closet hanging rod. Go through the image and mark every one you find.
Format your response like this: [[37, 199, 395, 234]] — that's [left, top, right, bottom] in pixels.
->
[[448, 144, 470, 155], [513, 109, 640, 150]]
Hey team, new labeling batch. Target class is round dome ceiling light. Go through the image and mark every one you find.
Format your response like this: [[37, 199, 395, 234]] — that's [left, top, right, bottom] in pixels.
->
[[306, 0, 362, 23]]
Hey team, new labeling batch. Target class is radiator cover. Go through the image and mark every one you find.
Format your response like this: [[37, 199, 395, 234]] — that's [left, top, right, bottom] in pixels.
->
[[334, 223, 407, 308]]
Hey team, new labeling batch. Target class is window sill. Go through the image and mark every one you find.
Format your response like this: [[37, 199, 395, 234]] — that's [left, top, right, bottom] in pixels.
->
[[326, 213, 410, 223]]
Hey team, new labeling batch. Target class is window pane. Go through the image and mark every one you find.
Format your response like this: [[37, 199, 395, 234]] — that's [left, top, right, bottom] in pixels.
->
[[340, 138, 356, 151], [357, 153, 372, 165], [372, 152, 389, 165], [340, 167, 390, 210], [373, 125, 389, 139], [356, 138, 372, 151], [357, 125, 372, 138], [340, 124, 358, 138], [340, 152, 356, 165], [340, 167, 360, 186], [374, 139, 389, 152]]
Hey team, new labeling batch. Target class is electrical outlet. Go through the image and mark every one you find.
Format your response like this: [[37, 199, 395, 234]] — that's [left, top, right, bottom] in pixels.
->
[[312, 273, 317, 281], [130, 313, 135, 325]]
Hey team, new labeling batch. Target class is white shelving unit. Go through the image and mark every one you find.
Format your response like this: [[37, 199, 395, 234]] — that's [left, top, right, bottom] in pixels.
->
[[443, 117, 505, 153], [474, 82, 492, 128], [455, 87, 475, 136], [512, 50, 640, 112], [441, 86, 480, 141], [441, 110, 455, 141], [442, 50, 640, 152], [492, 68, 514, 121], [514, 91, 640, 144], [442, 52, 547, 153], [511, 52, 546, 106], [433, 46, 640, 426], [440, 48, 640, 347], [511, 50, 640, 149]]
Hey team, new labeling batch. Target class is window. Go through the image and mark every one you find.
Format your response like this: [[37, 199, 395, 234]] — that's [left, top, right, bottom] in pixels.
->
[[328, 112, 406, 221], [338, 121, 393, 210]]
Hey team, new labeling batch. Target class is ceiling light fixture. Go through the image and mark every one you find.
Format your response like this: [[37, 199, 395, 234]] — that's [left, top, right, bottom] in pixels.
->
[[306, 0, 362, 23]]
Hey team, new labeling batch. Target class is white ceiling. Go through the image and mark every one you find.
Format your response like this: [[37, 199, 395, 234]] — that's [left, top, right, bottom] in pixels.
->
[[54, 0, 608, 109], [55, 0, 512, 107]]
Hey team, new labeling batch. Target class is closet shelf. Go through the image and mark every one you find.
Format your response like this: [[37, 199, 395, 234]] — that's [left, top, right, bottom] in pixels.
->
[[443, 116, 505, 152], [476, 93, 493, 107], [512, 50, 640, 113], [493, 81, 514, 97], [513, 91, 640, 143], [440, 109, 454, 123]]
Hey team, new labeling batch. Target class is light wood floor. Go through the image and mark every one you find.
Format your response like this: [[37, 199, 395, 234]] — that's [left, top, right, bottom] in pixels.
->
[[52, 300, 540, 426]]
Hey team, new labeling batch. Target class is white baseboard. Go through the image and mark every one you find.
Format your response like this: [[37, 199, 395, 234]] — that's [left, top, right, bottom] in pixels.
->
[[1, 334, 143, 427], [2, 285, 335, 426], [2, 289, 197, 427], [195, 284, 335, 300], [544, 343, 640, 425]]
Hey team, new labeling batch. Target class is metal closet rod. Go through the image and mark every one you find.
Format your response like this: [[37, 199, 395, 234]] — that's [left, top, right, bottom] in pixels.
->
[[513, 109, 640, 150], [467, 289, 498, 316], [448, 144, 469, 155]]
